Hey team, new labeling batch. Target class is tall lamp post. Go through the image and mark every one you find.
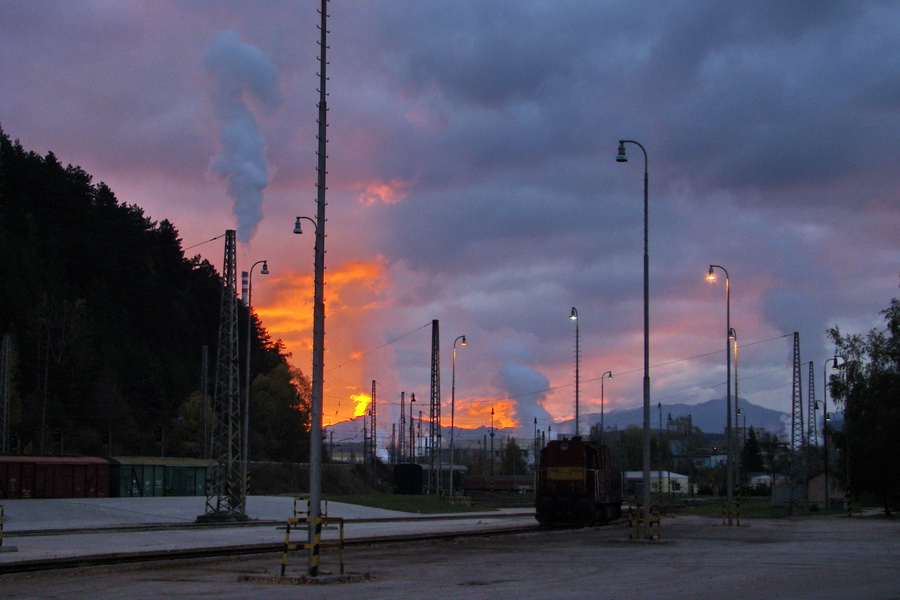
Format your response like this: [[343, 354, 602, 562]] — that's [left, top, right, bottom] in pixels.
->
[[570, 307, 580, 437], [449, 335, 467, 495], [600, 371, 613, 444], [823, 356, 839, 509], [293, 213, 324, 573], [242, 259, 268, 514], [707, 264, 733, 524], [616, 139, 652, 535], [730, 326, 739, 492]]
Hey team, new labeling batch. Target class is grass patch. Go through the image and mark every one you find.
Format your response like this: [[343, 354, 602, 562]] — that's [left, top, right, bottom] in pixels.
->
[[323, 493, 490, 514]]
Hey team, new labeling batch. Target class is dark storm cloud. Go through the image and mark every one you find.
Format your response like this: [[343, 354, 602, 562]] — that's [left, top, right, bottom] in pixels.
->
[[1, 0, 896, 418]]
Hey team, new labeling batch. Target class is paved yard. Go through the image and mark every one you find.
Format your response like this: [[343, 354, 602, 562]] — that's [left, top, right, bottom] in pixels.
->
[[1, 514, 897, 600]]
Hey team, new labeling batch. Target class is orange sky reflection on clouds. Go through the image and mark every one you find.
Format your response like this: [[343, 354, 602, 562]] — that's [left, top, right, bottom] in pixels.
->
[[356, 179, 412, 205], [255, 259, 388, 426], [456, 398, 519, 429]]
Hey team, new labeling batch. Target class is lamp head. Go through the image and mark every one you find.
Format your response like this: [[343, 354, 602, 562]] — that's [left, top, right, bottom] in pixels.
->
[[832, 355, 841, 369], [569, 307, 577, 320], [261, 261, 269, 275], [410, 393, 416, 403], [616, 141, 628, 162], [706, 265, 717, 282], [293, 217, 303, 234], [460, 335, 467, 347]]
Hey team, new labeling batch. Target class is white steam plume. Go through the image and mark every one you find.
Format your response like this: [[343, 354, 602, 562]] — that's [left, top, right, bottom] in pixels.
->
[[203, 30, 280, 243]]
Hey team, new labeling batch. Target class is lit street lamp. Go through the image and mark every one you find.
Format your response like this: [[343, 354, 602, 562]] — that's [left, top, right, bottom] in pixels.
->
[[449, 334, 467, 495], [242, 259, 268, 514], [616, 139, 652, 536], [600, 371, 613, 444], [731, 326, 739, 491], [707, 264, 734, 524], [570, 307, 580, 437]]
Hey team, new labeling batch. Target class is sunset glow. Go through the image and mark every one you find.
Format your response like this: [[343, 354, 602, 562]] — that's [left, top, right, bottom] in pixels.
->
[[351, 393, 372, 418], [455, 398, 519, 429], [357, 179, 411, 205]]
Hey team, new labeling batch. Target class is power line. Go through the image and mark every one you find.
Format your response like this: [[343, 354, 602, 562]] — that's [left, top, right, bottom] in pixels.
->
[[184, 233, 226, 252], [325, 322, 431, 374]]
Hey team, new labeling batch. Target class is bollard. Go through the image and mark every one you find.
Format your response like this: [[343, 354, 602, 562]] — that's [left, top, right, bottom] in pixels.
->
[[280, 515, 345, 577], [628, 503, 661, 540]]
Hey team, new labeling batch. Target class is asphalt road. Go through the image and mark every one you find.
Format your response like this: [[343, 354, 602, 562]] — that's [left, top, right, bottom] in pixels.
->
[[1, 513, 898, 600]]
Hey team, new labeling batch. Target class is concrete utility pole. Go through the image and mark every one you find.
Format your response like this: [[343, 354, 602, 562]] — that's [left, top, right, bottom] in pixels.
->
[[429, 320, 441, 494], [307, 0, 330, 576]]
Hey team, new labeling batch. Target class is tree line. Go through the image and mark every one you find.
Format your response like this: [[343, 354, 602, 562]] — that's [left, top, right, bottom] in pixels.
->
[[0, 130, 310, 461]]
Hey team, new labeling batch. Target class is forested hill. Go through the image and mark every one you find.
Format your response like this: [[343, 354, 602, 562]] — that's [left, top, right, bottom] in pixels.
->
[[0, 131, 309, 460]]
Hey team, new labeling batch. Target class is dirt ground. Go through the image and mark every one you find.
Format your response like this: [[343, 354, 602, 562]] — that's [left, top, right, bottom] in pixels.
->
[[1, 514, 898, 600]]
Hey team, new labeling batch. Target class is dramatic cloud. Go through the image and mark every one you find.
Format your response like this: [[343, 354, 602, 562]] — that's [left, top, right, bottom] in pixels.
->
[[2, 1, 897, 439]]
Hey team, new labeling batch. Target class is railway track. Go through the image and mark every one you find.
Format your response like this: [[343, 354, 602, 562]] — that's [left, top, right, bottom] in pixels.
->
[[0, 513, 539, 575]]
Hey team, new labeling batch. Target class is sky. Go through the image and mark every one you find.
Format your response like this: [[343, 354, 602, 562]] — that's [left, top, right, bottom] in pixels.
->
[[2, 1, 898, 440]]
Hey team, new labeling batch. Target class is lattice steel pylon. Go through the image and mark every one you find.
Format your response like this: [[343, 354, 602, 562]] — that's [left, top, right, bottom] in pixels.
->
[[807, 361, 818, 447], [789, 332, 806, 506], [369, 380, 377, 471], [202, 229, 244, 519], [429, 319, 441, 494], [399, 391, 406, 462]]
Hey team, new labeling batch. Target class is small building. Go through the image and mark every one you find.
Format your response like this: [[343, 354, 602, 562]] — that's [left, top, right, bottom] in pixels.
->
[[623, 470, 691, 495]]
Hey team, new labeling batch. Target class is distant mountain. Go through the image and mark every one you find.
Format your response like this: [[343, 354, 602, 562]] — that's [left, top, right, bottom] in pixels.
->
[[557, 398, 790, 437], [327, 397, 792, 447]]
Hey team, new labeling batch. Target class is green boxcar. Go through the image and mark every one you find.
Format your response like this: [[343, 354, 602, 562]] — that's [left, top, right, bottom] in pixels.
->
[[109, 457, 215, 497]]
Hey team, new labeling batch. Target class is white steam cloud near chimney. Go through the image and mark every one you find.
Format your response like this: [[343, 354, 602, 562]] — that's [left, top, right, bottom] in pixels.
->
[[203, 30, 281, 244]]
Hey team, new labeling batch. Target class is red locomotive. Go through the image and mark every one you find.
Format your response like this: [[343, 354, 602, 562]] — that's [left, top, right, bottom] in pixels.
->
[[535, 437, 622, 527]]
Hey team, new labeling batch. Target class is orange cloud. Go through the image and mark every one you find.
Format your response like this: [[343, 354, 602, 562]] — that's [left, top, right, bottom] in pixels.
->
[[454, 398, 519, 429], [351, 392, 372, 418], [255, 259, 389, 425], [356, 179, 412, 205]]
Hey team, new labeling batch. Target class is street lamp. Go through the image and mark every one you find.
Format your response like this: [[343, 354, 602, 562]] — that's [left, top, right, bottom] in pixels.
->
[[616, 139, 652, 536], [570, 307, 580, 437], [450, 335, 467, 495], [294, 213, 325, 572], [823, 356, 839, 509], [600, 371, 613, 444], [657, 401, 663, 499], [242, 259, 268, 514], [731, 326, 739, 492], [707, 264, 734, 524], [666, 412, 672, 494]]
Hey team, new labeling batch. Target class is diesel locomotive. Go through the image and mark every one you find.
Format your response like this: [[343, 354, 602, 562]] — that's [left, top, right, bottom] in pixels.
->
[[535, 437, 622, 527]]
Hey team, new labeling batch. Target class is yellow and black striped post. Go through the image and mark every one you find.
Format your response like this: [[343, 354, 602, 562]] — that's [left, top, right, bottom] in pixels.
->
[[280, 517, 299, 576], [308, 518, 322, 576]]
